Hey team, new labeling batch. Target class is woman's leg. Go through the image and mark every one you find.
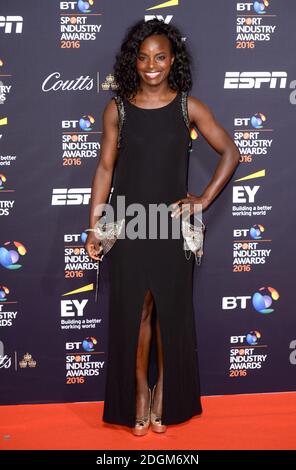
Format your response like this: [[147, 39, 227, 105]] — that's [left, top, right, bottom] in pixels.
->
[[151, 316, 164, 416], [135, 289, 154, 418]]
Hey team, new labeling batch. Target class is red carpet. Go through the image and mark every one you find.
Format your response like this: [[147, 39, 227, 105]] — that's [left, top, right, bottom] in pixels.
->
[[1, 392, 295, 450]]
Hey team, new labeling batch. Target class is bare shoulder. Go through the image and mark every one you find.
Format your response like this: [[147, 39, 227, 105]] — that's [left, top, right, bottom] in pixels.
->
[[103, 97, 119, 126], [186, 95, 237, 153], [187, 95, 214, 123]]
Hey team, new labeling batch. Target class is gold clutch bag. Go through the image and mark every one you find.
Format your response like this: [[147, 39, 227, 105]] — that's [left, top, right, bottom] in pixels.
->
[[94, 218, 125, 256], [181, 218, 205, 265], [86, 217, 125, 302]]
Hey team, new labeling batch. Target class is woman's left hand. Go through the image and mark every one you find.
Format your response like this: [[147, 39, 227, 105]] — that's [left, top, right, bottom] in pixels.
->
[[171, 192, 209, 219]]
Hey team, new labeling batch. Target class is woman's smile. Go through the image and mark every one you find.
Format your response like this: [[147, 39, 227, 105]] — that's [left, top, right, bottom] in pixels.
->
[[143, 71, 162, 80]]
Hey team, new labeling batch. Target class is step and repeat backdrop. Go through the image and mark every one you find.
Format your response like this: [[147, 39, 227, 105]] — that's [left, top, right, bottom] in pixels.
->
[[1, 1, 296, 404]]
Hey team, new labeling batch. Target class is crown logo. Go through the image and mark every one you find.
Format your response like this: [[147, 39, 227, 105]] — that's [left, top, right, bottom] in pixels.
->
[[19, 352, 37, 369], [101, 74, 118, 90]]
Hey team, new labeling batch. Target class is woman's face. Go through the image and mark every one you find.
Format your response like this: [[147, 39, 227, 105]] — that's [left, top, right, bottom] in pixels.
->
[[136, 34, 174, 87]]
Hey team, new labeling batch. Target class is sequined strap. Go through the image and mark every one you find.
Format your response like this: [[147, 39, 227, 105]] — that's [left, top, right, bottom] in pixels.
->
[[181, 91, 193, 151], [113, 95, 125, 149], [95, 259, 100, 303]]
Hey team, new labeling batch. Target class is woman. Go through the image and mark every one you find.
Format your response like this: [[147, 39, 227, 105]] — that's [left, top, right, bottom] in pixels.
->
[[85, 18, 240, 436]]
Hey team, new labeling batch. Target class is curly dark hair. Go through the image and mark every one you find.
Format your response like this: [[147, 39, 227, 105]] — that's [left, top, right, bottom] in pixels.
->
[[113, 18, 192, 100]]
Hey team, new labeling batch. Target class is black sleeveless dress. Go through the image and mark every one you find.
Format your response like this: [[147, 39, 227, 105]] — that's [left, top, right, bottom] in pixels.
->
[[102, 92, 202, 427]]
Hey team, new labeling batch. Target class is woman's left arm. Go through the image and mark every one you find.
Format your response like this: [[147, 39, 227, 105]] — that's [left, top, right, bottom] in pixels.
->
[[172, 96, 241, 217]]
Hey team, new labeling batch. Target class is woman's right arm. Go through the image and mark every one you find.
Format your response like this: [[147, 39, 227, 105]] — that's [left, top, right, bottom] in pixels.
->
[[85, 98, 119, 260]]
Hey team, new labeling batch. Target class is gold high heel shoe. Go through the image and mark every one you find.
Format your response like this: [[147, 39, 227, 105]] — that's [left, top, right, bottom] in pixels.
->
[[132, 387, 151, 436], [150, 384, 167, 433]]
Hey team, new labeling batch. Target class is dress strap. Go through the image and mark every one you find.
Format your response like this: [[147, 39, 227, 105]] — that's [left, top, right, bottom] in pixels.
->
[[180, 91, 193, 151], [113, 95, 125, 149]]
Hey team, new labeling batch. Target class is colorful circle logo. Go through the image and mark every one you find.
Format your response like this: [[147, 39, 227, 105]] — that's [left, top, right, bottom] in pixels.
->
[[254, 1, 269, 14], [82, 337, 97, 352], [0, 241, 27, 269], [0, 285, 9, 301], [79, 114, 95, 131], [78, 1, 93, 14], [0, 174, 6, 190], [251, 113, 266, 129], [246, 330, 261, 345], [252, 287, 279, 314], [250, 224, 265, 239], [81, 231, 88, 244]]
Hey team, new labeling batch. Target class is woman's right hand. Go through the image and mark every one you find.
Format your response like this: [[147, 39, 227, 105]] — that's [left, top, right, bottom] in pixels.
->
[[84, 231, 104, 261]]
